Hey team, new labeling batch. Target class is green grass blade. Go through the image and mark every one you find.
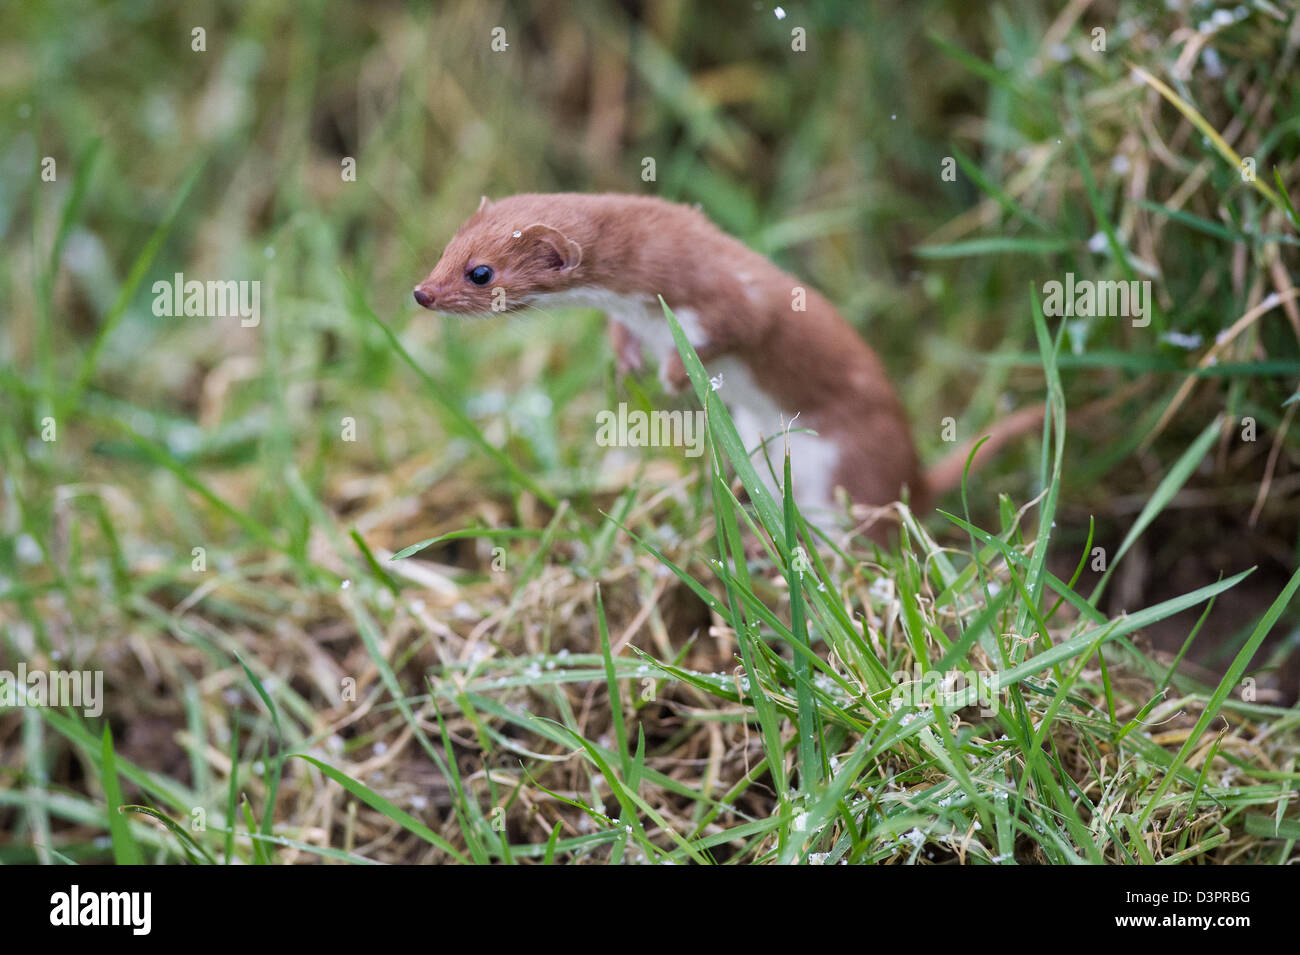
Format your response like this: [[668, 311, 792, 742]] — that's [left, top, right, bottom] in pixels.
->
[[101, 726, 142, 865]]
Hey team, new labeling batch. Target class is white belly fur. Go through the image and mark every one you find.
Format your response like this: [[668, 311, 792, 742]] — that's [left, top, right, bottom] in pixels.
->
[[708, 357, 839, 516], [527, 287, 840, 517]]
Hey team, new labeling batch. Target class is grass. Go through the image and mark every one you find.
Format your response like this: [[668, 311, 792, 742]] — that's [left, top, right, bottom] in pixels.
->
[[1, 0, 1298, 864]]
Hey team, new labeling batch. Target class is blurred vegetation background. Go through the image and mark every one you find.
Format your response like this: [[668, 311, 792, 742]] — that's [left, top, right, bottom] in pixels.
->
[[6, 0, 1297, 674], [1, 0, 1298, 862]]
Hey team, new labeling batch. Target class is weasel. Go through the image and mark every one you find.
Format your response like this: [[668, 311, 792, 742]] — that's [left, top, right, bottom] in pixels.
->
[[413, 193, 1040, 533]]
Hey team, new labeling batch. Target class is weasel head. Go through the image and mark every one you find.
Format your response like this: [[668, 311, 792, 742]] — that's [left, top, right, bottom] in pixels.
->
[[413, 196, 585, 316]]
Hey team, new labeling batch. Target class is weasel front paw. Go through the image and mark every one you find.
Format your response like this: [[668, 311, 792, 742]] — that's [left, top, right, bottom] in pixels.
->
[[661, 353, 691, 394], [609, 322, 645, 376]]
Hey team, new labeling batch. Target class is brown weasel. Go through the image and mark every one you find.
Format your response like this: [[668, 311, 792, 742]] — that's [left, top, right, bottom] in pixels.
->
[[413, 192, 1040, 530]]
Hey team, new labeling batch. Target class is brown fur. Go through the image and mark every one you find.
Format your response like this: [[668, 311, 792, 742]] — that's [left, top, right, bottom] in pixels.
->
[[415, 193, 1036, 524]]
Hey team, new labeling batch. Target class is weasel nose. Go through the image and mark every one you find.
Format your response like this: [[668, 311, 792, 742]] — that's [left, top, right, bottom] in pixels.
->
[[413, 287, 434, 308]]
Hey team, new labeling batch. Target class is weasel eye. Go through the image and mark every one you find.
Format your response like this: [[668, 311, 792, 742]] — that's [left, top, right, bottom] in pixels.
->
[[468, 265, 494, 286]]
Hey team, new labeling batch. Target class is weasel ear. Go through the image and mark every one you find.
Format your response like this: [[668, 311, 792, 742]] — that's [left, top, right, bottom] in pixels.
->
[[518, 223, 583, 272], [477, 195, 491, 214]]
